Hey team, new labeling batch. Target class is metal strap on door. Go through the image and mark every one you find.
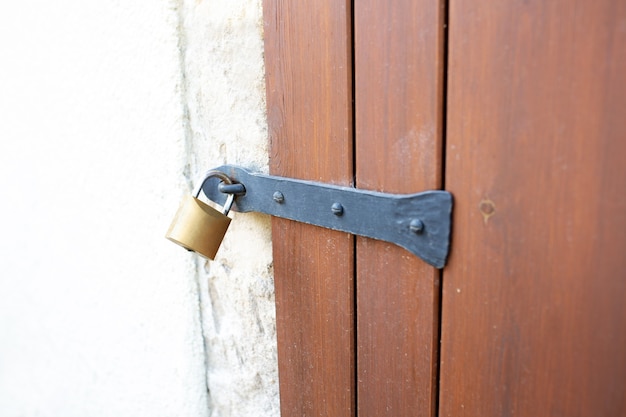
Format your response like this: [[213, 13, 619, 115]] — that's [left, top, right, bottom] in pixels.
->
[[167, 165, 453, 268]]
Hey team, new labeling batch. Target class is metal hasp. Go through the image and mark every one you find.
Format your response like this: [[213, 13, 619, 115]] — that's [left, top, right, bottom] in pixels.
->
[[202, 165, 453, 268]]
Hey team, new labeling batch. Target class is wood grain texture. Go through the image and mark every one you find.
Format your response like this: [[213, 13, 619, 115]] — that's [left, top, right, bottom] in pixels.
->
[[354, 1, 446, 416], [440, 1, 626, 416], [263, 1, 355, 416]]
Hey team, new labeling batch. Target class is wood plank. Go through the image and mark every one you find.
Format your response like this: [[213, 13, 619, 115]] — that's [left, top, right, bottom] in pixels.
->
[[440, 1, 626, 416], [263, 1, 355, 416], [354, 1, 446, 416]]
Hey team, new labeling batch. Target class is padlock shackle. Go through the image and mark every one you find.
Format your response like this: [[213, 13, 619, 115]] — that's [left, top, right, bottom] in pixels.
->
[[194, 170, 235, 215], [194, 170, 233, 198]]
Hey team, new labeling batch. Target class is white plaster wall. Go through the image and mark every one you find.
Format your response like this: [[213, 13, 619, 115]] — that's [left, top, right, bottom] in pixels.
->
[[0, 0, 277, 416]]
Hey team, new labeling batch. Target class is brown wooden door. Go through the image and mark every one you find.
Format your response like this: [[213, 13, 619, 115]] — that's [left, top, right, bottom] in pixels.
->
[[440, 1, 626, 416], [354, 2, 445, 416], [264, 2, 356, 415], [263, 1, 626, 416]]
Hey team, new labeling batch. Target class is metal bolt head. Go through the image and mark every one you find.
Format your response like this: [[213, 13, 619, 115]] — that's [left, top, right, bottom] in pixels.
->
[[409, 218, 424, 234], [273, 191, 285, 203], [331, 202, 344, 216]]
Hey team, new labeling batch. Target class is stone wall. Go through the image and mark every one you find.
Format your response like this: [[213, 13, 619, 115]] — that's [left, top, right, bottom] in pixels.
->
[[0, 1, 277, 416]]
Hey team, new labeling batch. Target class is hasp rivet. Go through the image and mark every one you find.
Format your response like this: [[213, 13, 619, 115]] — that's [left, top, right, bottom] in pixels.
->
[[331, 202, 344, 216], [273, 191, 285, 203], [410, 218, 424, 234]]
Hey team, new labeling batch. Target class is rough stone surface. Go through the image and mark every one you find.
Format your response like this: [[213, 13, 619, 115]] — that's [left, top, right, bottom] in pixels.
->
[[0, 0, 276, 416], [178, 0, 279, 416]]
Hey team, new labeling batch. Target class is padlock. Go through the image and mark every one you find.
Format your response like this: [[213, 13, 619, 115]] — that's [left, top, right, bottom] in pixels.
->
[[165, 170, 235, 260]]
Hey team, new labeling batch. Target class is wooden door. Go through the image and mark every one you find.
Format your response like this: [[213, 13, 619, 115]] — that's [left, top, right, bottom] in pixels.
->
[[264, 2, 355, 416], [264, 1, 626, 416], [264, 1, 445, 416], [354, 2, 445, 416], [440, 1, 626, 416]]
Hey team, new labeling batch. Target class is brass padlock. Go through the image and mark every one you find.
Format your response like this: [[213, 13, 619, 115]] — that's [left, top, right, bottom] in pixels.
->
[[166, 170, 235, 260]]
